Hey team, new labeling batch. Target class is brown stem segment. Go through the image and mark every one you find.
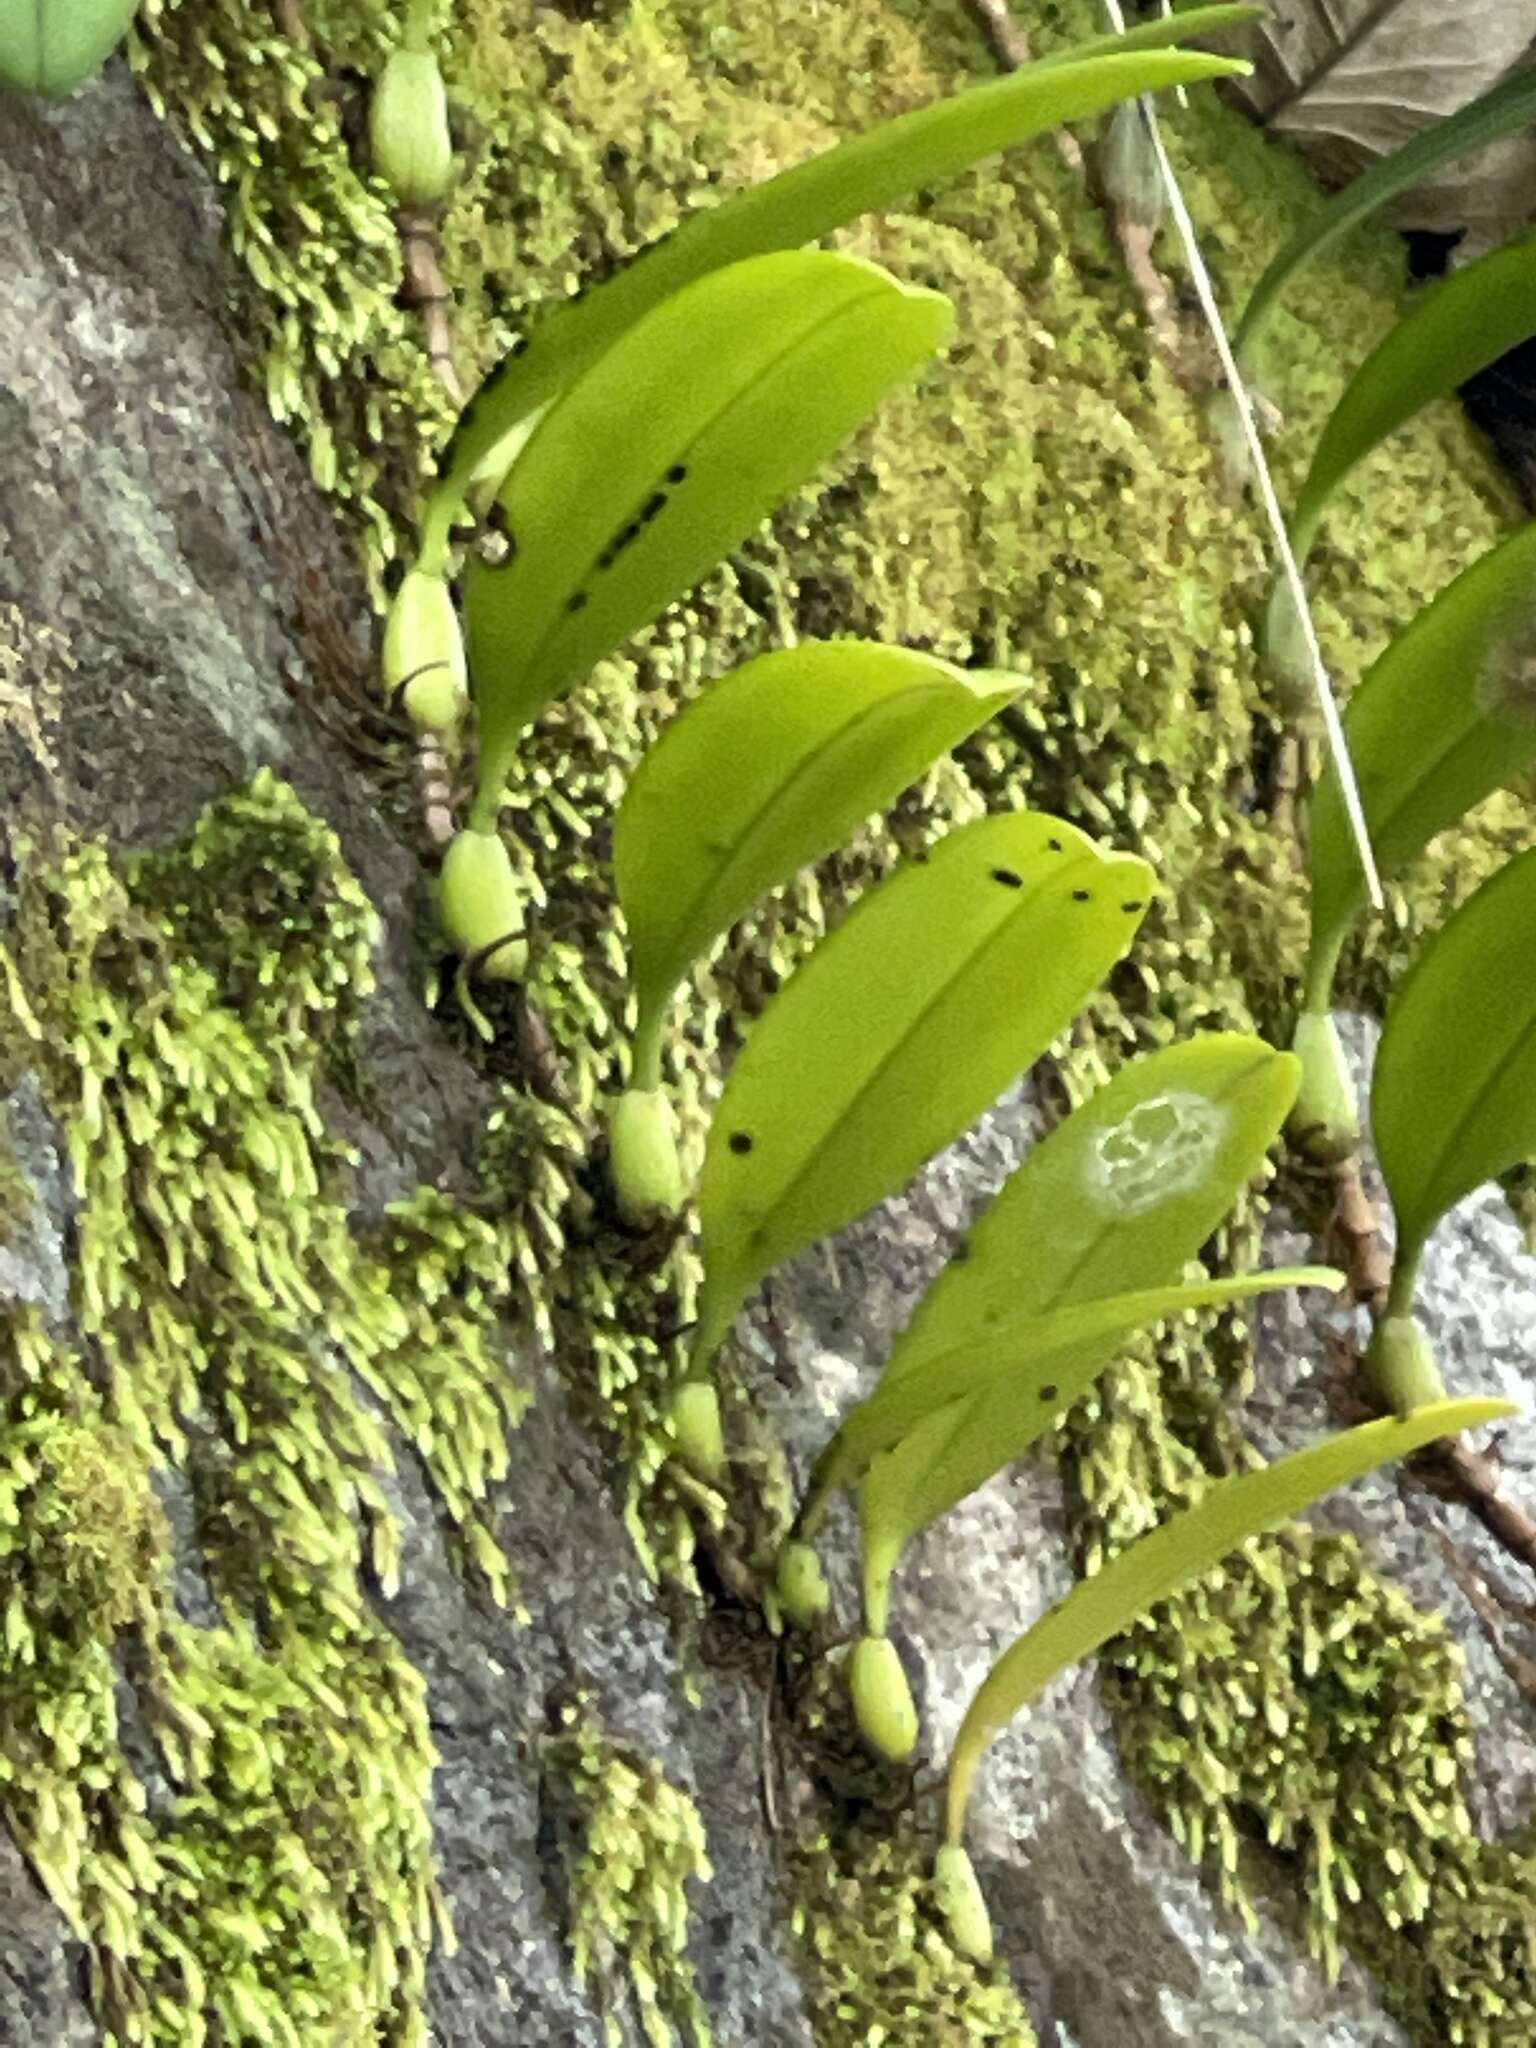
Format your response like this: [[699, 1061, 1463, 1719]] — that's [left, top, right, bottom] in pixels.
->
[[396, 206, 462, 403]]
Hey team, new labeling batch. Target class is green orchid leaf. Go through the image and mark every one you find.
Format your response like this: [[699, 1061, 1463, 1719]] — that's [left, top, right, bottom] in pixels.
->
[[858, 1264, 1341, 1631], [615, 641, 1021, 1085], [1373, 847, 1536, 1272], [692, 812, 1155, 1370], [1235, 65, 1536, 367], [432, 15, 1256, 507], [0, 0, 139, 96], [461, 250, 952, 814], [888, 1035, 1299, 1381], [1283, 232, 1536, 571], [804, 1032, 1300, 1518], [797, 1030, 1305, 1601], [845, 1262, 1339, 1514], [944, 1396, 1516, 1845], [1304, 522, 1536, 1010]]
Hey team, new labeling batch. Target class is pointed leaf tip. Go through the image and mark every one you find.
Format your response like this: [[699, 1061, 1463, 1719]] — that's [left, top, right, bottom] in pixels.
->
[[693, 810, 1153, 1369]]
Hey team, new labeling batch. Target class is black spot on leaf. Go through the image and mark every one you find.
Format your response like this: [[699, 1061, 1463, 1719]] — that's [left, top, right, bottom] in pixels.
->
[[1072, 888, 1091, 902], [641, 492, 667, 522], [667, 463, 688, 484], [566, 591, 589, 613], [1047, 837, 1063, 852], [990, 867, 1023, 889], [1039, 1383, 1059, 1402], [728, 1132, 754, 1155], [1121, 900, 1145, 914]]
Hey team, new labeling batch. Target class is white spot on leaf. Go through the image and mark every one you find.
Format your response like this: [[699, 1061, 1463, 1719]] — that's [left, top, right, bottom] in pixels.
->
[[1088, 1092, 1225, 1215]]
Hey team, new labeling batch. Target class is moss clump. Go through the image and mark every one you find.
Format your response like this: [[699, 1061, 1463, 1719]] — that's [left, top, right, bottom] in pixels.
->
[[130, 0, 451, 595], [789, 1820, 1037, 2046], [112, 0, 1536, 2036], [0, 772, 530, 2042], [546, 1698, 714, 2048]]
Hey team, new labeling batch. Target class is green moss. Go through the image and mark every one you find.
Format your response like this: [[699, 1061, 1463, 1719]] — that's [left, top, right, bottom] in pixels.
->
[[90, 0, 1536, 2037], [0, 1104, 28, 1245], [130, 0, 451, 597], [789, 1820, 1037, 2046], [0, 774, 527, 2042], [547, 1698, 714, 2048]]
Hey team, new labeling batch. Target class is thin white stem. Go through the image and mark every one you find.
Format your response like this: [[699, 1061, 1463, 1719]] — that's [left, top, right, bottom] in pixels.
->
[[1098, 1, 1384, 910]]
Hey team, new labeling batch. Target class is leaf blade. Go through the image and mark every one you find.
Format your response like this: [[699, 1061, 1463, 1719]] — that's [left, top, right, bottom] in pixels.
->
[[809, 1033, 1298, 1510], [693, 812, 1154, 1366], [1373, 847, 1536, 1262], [1287, 232, 1536, 564], [1235, 63, 1536, 362], [615, 641, 1021, 1074], [435, 25, 1256, 502], [858, 1265, 1342, 1626], [945, 1397, 1517, 1842], [462, 251, 953, 804], [845, 1265, 1342, 1486], [886, 1035, 1300, 1384], [1305, 522, 1536, 1000]]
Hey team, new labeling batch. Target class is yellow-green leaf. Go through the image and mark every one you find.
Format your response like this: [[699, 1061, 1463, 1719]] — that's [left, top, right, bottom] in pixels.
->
[[1373, 848, 1536, 1272], [434, 13, 1256, 508], [817, 1035, 1306, 1610], [461, 251, 952, 814], [1304, 523, 1536, 1010], [615, 640, 1021, 1083], [805, 1034, 1299, 1518], [859, 1265, 1339, 1631], [692, 811, 1153, 1369], [944, 1397, 1516, 1845]]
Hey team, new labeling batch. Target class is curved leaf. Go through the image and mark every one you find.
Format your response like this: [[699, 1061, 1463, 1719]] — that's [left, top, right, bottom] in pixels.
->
[[1284, 232, 1536, 567], [811, 1031, 1306, 1594], [806, 1034, 1299, 1517], [692, 812, 1155, 1368], [1235, 64, 1536, 364], [433, 17, 1257, 506], [615, 641, 1021, 1082], [843, 1260, 1340, 1494], [944, 1397, 1516, 1844], [461, 251, 952, 811], [889, 1035, 1299, 1377], [858, 1264, 1341, 1629], [1373, 847, 1536, 1267], [1305, 522, 1536, 1007]]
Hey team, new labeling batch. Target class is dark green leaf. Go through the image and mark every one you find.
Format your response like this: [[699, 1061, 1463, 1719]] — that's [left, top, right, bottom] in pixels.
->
[[615, 641, 1020, 1083], [1235, 65, 1536, 365], [692, 811, 1154, 1369], [1373, 848, 1536, 1268], [1305, 522, 1536, 1008], [1284, 232, 1536, 568], [944, 1397, 1516, 1844], [461, 251, 951, 812]]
